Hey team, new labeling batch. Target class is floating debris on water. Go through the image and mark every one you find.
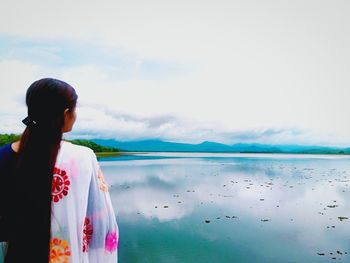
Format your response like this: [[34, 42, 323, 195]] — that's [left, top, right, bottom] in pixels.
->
[[327, 205, 338, 208]]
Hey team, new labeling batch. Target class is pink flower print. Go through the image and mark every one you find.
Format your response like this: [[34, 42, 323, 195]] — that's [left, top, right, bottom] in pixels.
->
[[69, 159, 79, 178], [105, 229, 118, 253], [97, 168, 109, 192]]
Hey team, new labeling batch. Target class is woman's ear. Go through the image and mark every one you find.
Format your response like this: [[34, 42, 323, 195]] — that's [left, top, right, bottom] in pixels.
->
[[62, 107, 77, 133], [62, 108, 70, 132], [63, 108, 69, 120]]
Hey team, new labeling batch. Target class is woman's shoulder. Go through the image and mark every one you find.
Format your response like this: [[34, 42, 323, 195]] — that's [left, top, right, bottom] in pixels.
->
[[0, 143, 15, 158], [0, 143, 12, 154], [0, 143, 16, 168]]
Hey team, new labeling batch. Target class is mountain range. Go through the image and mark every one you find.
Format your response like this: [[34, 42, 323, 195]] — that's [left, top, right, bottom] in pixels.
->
[[91, 139, 350, 154]]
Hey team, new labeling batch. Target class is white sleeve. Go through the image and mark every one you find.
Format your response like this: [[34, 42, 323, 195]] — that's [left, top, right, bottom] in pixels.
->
[[84, 151, 119, 263]]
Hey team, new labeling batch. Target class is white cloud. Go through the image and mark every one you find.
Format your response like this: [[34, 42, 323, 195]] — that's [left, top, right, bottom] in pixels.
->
[[0, 0, 350, 146]]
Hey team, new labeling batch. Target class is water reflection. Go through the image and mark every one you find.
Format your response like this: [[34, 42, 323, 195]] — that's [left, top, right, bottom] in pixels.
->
[[101, 153, 350, 262], [2, 154, 347, 262]]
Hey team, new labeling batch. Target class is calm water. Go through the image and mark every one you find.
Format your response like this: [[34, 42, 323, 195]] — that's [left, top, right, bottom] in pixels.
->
[[103, 152, 350, 263], [1, 153, 350, 262]]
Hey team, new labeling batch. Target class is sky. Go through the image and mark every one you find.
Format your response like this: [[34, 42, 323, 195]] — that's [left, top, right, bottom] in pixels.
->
[[0, 0, 349, 146]]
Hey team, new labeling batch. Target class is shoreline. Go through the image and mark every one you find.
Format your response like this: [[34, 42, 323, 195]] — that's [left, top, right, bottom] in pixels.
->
[[95, 151, 350, 157]]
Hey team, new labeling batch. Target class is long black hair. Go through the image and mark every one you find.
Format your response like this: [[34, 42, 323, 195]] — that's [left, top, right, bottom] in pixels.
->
[[5, 78, 78, 262]]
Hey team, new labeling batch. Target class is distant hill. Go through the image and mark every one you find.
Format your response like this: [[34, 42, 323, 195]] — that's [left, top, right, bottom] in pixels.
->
[[2, 133, 349, 154], [69, 139, 119, 153], [0, 134, 119, 153], [91, 139, 350, 154]]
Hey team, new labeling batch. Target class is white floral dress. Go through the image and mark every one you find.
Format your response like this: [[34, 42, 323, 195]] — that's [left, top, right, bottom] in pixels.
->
[[49, 140, 119, 262]]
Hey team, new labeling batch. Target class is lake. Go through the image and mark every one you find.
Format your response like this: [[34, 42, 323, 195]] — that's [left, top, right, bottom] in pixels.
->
[[1, 152, 349, 262], [102, 152, 350, 263]]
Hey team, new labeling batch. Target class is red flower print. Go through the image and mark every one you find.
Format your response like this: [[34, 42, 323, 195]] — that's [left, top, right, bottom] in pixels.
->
[[52, 167, 70, 203], [83, 217, 93, 252]]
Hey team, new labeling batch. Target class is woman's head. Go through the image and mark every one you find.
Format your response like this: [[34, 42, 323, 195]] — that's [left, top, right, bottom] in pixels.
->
[[4, 78, 78, 262], [25, 78, 78, 134]]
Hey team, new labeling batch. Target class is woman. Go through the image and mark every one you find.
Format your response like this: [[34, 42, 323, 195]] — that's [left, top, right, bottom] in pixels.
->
[[0, 78, 119, 262]]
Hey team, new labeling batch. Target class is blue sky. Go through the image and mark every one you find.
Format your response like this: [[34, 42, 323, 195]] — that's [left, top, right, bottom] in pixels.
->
[[0, 0, 349, 146], [0, 34, 189, 80]]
